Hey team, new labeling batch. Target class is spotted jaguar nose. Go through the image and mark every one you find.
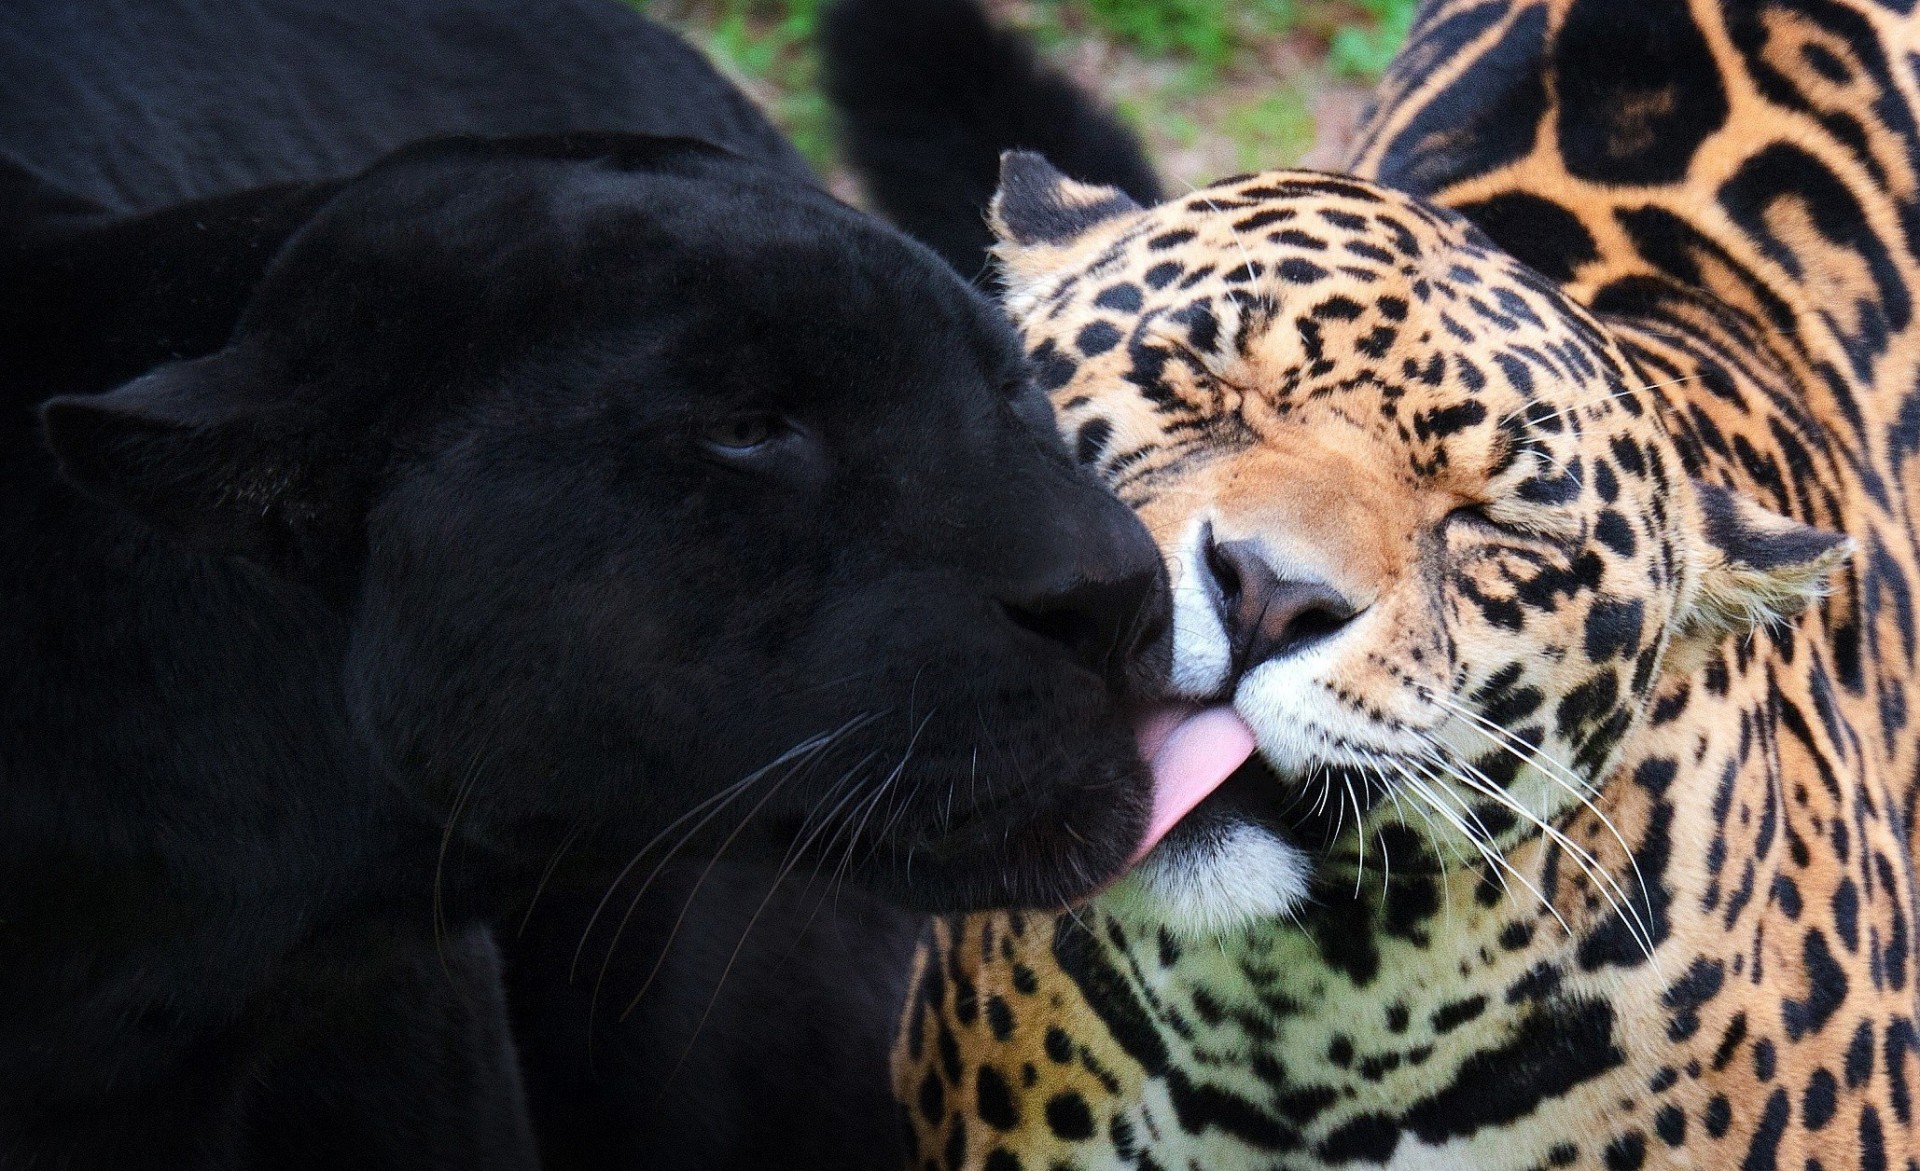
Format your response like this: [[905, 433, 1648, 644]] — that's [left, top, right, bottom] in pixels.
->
[[1202, 532, 1358, 675]]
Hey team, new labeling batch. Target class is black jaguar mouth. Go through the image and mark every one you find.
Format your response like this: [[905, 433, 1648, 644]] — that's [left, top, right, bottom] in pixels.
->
[[766, 748, 1152, 913], [1163, 754, 1388, 858], [897, 783, 1040, 860]]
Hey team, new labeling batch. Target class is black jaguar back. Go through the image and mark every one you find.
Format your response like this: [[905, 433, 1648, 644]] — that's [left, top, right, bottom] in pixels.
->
[[0, 0, 807, 210]]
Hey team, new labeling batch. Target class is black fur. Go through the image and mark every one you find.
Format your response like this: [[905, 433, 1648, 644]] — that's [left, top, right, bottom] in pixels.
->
[[2, 4, 1173, 1166], [822, 0, 1163, 280], [508, 861, 923, 1171], [0, 0, 808, 211]]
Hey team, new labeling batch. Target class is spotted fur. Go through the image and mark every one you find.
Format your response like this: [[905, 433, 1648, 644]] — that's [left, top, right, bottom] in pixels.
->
[[883, 0, 1920, 1166]]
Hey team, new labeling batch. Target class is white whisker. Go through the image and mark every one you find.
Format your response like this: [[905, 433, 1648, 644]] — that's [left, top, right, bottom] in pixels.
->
[[1412, 740, 1657, 965], [1423, 693, 1653, 947], [1395, 758, 1572, 939]]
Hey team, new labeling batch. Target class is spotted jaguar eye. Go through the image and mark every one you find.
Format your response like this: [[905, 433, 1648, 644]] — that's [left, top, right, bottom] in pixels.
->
[[1445, 502, 1499, 530], [702, 413, 782, 454], [1447, 499, 1580, 544]]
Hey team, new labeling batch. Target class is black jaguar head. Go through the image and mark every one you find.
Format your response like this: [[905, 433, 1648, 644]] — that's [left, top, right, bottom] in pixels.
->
[[38, 135, 1171, 912]]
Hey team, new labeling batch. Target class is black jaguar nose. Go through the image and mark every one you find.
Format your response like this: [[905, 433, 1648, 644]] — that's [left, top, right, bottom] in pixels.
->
[[1204, 533, 1357, 673], [1000, 513, 1171, 690]]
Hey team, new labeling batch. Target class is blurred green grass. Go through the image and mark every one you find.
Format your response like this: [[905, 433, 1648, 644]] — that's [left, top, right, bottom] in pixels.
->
[[637, 0, 1416, 184]]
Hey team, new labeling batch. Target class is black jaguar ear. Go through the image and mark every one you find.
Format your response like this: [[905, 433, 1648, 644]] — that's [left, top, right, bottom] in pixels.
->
[[42, 348, 363, 573], [991, 151, 1144, 249], [1679, 479, 1852, 641]]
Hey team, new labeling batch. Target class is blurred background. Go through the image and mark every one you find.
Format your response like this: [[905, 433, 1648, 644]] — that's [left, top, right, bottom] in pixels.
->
[[638, 0, 1415, 199]]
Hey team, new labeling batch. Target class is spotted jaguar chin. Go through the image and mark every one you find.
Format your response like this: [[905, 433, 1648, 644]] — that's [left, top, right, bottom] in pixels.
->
[[1104, 702, 1447, 942], [1099, 753, 1316, 941]]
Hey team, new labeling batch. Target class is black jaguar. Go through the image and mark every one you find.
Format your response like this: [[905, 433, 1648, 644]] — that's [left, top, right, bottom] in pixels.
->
[[0, 1, 1161, 1165]]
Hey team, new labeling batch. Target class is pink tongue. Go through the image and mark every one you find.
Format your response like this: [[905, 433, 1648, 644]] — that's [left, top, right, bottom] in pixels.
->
[[1130, 705, 1258, 864]]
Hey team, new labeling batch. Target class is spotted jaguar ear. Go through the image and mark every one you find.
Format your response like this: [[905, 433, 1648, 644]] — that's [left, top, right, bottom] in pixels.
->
[[992, 151, 1142, 247], [990, 151, 1143, 314], [1678, 480, 1853, 644]]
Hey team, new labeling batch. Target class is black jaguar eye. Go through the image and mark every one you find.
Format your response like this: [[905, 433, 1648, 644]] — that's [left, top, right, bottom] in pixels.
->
[[702, 413, 782, 454]]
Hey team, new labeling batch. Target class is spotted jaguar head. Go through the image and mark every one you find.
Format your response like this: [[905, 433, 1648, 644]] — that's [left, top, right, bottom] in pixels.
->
[[990, 153, 1850, 936]]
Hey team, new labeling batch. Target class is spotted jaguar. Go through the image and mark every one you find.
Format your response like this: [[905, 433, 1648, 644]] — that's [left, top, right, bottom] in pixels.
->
[[828, 0, 1920, 1166]]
